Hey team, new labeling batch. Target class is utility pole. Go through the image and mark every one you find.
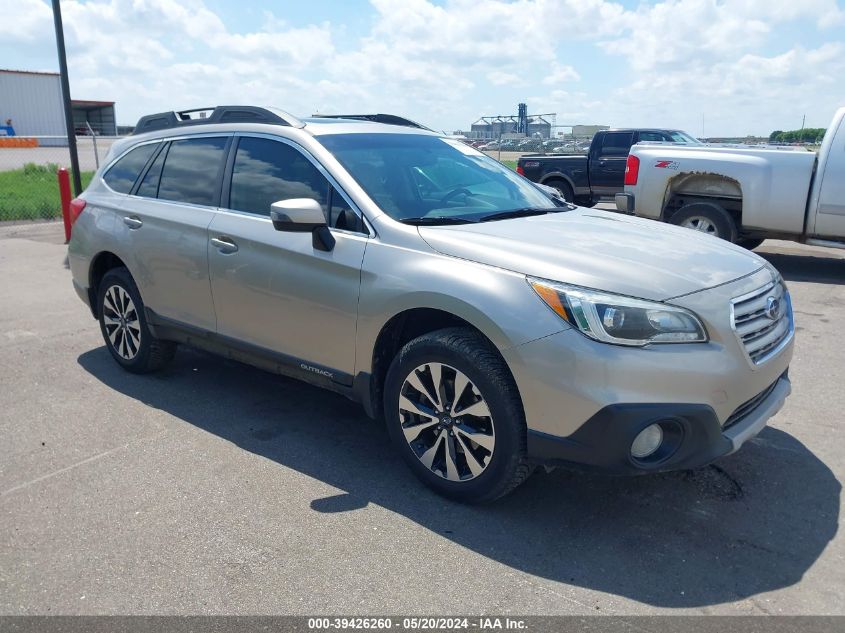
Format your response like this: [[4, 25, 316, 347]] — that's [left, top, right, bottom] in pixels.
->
[[52, 0, 82, 196], [800, 114, 806, 132]]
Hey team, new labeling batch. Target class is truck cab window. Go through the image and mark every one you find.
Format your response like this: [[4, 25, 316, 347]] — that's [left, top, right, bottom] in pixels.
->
[[600, 132, 634, 157]]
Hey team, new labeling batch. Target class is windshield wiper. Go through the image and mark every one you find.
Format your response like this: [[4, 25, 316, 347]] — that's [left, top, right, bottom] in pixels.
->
[[477, 207, 562, 223], [399, 216, 477, 226]]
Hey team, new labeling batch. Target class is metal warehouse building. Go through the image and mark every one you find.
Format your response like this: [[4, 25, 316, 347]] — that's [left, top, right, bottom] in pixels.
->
[[0, 69, 117, 138]]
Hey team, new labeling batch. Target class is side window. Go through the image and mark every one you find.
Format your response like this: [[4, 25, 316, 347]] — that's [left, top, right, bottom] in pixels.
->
[[157, 137, 228, 206], [599, 132, 634, 157], [229, 137, 329, 217], [136, 144, 168, 198], [638, 131, 664, 143], [103, 143, 157, 193], [328, 187, 364, 232]]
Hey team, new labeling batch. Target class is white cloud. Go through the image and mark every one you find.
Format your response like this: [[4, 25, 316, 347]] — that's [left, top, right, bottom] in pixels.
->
[[0, 0, 51, 42], [542, 65, 580, 85], [2, 0, 844, 135]]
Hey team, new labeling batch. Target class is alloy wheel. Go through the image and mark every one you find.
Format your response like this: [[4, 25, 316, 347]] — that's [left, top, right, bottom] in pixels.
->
[[102, 284, 141, 360], [682, 216, 717, 235], [398, 362, 495, 481]]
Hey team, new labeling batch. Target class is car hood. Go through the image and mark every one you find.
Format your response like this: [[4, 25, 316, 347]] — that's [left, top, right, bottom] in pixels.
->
[[418, 208, 767, 301]]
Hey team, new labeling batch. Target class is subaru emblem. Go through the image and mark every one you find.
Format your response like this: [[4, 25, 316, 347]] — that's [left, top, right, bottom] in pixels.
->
[[764, 297, 781, 321]]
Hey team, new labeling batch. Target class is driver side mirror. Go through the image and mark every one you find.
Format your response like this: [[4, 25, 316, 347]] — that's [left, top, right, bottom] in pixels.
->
[[270, 198, 335, 252]]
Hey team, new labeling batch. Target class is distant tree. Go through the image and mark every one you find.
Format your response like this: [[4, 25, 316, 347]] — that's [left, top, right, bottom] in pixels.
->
[[770, 127, 826, 143]]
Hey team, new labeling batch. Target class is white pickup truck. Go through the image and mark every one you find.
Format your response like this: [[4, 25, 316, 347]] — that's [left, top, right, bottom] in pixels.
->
[[615, 107, 845, 250]]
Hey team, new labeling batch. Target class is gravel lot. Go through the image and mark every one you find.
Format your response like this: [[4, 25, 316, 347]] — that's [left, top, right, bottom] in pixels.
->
[[0, 218, 842, 615]]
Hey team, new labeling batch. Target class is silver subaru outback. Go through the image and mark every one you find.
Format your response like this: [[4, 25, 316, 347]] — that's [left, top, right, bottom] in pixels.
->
[[68, 106, 794, 503]]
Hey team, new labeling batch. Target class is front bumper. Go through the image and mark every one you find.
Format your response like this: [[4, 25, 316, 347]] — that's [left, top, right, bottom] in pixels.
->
[[501, 266, 794, 474], [526, 374, 790, 474]]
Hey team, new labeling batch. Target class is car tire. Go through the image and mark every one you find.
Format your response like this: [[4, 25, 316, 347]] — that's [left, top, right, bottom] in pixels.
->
[[545, 179, 574, 203], [736, 238, 764, 250], [383, 327, 532, 503], [97, 267, 176, 374], [669, 202, 738, 242]]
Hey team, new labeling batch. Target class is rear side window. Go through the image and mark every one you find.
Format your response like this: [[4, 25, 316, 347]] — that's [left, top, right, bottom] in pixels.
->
[[136, 144, 167, 198], [599, 132, 634, 157], [103, 143, 157, 193], [157, 137, 228, 206], [229, 137, 329, 217]]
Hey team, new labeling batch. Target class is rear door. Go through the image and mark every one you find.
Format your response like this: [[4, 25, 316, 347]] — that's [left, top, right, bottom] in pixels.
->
[[207, 134, 368, 382], [589, 131, 634, 196], [117, 134, 230, 331]]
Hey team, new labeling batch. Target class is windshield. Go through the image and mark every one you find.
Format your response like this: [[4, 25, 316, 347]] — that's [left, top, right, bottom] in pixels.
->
[[317, 133, 559, 222], [669, 131, 702, 144]]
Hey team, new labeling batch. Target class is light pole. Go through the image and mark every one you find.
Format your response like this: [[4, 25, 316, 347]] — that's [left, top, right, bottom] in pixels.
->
[[52, 0, 82, 196]]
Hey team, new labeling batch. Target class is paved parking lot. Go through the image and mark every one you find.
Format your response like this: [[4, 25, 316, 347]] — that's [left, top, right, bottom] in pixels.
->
[[1, 219, 843, 615]]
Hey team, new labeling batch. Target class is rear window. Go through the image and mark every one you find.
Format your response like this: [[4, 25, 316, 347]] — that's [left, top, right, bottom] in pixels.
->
[[136, 144, 168, 198], [157, 137, 228, 206], [103, 143, 158, 193]]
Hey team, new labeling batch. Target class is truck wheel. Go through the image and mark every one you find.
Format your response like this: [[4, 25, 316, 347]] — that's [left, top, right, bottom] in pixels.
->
[[669, 203, 738, 242], [383, 327, 532, 503], [545, 179, 574, 203]]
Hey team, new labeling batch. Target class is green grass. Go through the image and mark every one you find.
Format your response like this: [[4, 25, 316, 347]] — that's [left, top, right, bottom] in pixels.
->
[[501, 159, 517, 171], [0, 163, 93, 221]]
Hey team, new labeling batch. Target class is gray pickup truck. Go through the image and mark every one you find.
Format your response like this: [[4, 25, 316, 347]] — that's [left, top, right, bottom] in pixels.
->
[[517, 128, 700, 205], [617, 107, 845, 250]]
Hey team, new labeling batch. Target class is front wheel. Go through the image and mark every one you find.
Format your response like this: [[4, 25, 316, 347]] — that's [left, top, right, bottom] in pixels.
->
[[383, 328, 532, 503], [669, 202, 738, 242]]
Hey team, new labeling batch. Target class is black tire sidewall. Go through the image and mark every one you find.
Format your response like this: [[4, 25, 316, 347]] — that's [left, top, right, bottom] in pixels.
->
[[383, 331, 525, 502], [548, 180, 574, 203], [670, 203, 738, 242], [97, 268, 155, 372]]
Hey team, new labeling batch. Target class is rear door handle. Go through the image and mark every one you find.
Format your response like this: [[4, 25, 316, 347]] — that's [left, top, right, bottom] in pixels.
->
[[123, 216, 143, 229], [210, 236, 238, 254]]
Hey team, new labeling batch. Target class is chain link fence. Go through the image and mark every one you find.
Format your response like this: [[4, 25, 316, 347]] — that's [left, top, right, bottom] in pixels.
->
[[0, 135, 119, 221]]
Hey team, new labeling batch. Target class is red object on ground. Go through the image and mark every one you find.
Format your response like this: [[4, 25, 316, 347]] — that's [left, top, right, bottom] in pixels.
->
[[58, 168, 72, 243]]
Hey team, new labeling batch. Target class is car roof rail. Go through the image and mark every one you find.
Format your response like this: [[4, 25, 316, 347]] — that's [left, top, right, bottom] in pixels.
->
[[310, 113, 432, 131], [133, 106, 305, 134]]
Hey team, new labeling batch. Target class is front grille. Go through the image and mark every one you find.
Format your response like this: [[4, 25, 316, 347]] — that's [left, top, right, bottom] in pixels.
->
[[723, 378, 779, 429], [731, 278, 792, 365]]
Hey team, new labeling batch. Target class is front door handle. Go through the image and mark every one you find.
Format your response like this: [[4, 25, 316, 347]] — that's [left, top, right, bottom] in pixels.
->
[[123, 216, 143, 229], [210, 236, 238, 254]]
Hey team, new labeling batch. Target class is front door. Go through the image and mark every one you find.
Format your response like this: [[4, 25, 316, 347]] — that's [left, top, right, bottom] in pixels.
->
[[589, 131, 633, 197], [207, 135, 368, 382]]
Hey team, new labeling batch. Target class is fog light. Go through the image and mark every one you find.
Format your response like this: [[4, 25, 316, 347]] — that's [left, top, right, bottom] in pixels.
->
[[631, 423, 663, 459]]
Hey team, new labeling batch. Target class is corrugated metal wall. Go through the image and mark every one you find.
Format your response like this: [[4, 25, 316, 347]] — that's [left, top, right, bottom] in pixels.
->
[[0, 71, 65, 136]]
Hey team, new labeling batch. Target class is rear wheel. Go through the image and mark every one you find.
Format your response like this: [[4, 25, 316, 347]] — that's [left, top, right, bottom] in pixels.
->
[[669, 202, 738, 242], [545, 179, 574, 203], [383, 328, 531, 503], [97, 268, 176, 373]]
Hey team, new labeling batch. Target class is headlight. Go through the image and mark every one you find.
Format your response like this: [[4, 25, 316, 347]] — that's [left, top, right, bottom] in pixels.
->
[[529, 278, 707, 346]]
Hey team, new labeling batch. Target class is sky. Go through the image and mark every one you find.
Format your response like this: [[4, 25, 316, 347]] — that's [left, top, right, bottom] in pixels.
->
[[2, 0, 844, 137]]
